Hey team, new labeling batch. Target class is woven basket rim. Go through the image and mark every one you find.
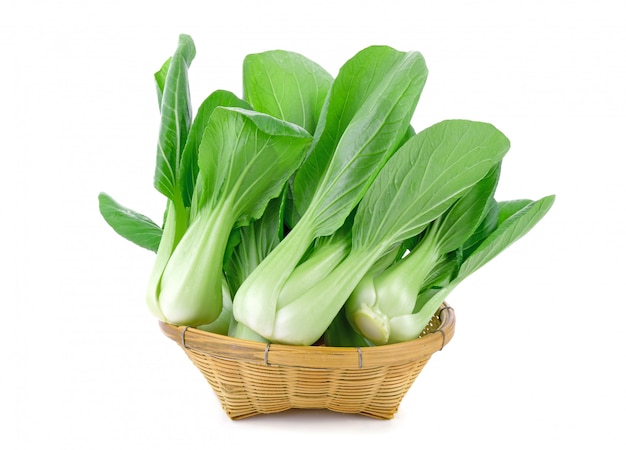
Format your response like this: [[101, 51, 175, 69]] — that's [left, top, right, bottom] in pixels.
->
[[159, 305, 455, 370]]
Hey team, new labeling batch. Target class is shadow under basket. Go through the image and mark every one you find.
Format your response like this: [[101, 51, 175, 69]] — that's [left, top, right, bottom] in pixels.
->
[[159, 305, 455, 420]]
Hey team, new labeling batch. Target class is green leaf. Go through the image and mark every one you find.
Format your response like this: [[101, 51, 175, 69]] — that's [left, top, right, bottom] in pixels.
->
[[497, 199, 533, 225], [353, 120, 511, 253], [293, 46, 429, 232], [154, 57, 171, 110], [462, 196, 499, 258], [179, 90, 251, 208], [153, 34, 196, 201], [436, 163, 501, 254], [456, 195, 556, 281], [197, 106, 313, 226], [224, 192, 285, 294], [242, 50, 333, 230], [243, 50, 333, 134], [98, 192, 162, 252]]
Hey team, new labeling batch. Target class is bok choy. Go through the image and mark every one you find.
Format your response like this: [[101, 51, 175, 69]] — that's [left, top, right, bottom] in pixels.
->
[[232, 45, 428, 340], [98, 34, 555, 347]]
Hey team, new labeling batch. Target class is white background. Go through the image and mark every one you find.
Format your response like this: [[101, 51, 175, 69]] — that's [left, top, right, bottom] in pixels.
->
[[3, 0, 624, 448]]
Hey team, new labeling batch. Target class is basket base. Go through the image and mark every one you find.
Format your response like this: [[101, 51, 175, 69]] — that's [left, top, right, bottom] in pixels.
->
[[195, 353, 433, 420]]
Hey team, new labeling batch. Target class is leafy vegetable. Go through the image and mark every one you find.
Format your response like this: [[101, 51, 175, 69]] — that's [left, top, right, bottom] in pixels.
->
[[155, 107, 312, 326], [98, 34, 555, 348], [232, 45, 429, 342], [144, 35, 196, 321], [386, 195, 556, 344], [345, 163, 502, 344]]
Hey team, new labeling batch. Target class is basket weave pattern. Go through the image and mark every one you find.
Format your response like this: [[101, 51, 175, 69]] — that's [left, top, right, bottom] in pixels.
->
[[160, 306, 455, 420]]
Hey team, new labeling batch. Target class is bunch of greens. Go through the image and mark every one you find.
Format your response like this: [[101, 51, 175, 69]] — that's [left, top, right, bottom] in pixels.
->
[[99, 34, 554, 346]]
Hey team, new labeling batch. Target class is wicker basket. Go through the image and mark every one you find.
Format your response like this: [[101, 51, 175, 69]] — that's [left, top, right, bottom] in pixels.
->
[[159, 305, 455, 420]]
